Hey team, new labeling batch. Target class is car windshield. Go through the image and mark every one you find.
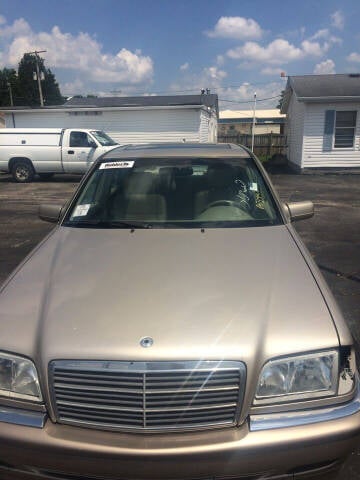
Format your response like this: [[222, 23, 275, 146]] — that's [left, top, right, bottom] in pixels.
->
[[91, 130, 117, 146], [63, 156, 281, 228]]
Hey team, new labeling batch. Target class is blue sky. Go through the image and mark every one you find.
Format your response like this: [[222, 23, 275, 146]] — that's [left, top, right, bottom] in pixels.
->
[[1, 0, 360, 109]]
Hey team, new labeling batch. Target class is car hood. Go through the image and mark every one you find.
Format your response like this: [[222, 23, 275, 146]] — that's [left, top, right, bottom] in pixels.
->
[[0, 225, 338, 370]]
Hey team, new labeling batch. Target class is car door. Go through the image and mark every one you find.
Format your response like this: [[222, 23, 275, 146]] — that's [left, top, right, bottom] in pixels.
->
[[62, 131, 97, 174]]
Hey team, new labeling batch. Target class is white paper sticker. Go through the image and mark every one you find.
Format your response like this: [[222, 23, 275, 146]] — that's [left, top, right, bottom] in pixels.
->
[[250, 182, 258, 192], [99, 161, 135, 169], [72, 204, 91, 217]]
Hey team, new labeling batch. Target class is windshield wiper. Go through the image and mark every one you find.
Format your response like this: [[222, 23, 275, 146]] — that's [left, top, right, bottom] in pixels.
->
[[63, 219, 153, 229], [107, 220, 153, 229]]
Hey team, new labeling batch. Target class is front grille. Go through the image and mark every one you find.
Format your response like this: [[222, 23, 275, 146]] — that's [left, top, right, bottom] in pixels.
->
[[49, 360, 246, 432]]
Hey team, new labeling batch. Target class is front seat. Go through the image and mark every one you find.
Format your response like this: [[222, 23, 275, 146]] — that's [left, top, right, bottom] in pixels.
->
[[124, 194, 167, 222]]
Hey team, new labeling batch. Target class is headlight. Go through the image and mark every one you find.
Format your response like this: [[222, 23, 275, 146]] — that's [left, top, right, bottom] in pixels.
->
[[0, 352, 42, 402], [255, 350, 338, 404]]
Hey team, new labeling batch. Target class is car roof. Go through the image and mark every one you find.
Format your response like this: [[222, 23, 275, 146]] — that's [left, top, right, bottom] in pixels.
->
[[101, 143, 251, 160]]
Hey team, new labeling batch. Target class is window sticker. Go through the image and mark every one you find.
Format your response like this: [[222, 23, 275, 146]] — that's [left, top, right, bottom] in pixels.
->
[[99, 161, 135, 170], [72, 204, 91, 217], [250, 182, 258, 192]]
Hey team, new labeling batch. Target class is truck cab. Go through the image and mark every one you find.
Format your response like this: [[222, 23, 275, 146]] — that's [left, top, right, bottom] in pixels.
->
[[61, 129, 118, 174]]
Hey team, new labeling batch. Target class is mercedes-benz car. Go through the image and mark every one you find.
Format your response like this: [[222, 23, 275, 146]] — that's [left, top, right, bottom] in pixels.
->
[[0, 143, 359, 480]]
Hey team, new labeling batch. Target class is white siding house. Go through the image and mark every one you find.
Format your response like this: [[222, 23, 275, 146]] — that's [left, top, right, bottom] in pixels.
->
[[2, 95, 218, 144], [282, 74, 360, 171], [285, 94, 305, 167]]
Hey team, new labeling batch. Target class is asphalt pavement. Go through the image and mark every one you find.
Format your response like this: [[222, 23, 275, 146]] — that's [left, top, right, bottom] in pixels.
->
[[0, 171, 359, 478]]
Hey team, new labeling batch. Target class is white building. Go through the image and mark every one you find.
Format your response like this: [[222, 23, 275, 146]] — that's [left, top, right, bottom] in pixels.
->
[[219, 109, 285, 135], [2, 94, 218, 144], [282, 74, 360, 171]]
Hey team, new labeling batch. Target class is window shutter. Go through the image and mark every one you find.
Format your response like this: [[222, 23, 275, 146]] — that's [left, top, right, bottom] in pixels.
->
[[323, 110, 335, 151]]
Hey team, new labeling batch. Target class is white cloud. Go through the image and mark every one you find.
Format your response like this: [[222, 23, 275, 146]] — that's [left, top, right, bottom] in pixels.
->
[[170, 66, 284, 109], [313, 59, 336, 74], [227, 33, 335, 67], [170, 64, 228, 94], [0, 15, 6, 25], [301, 39, 329, 57], [310, 28, 341, 44], [216, 55, 225, 66], [227, 39, 304, 65], [91, 48, 153, 83], [310, 29, 327, 40], [261, 67, 285, 76], [204, 66, 227, 81], [310, 29, 330, 40], [331, 10, 344, 30], [347, 52, 360, 63], [206, 16, 263, 40], [0, 17, 31, 38], [0, 18, 154, 87], [219, 81, 284, 109], [180, 62, 189, 71], [61, 78, 85, 95]]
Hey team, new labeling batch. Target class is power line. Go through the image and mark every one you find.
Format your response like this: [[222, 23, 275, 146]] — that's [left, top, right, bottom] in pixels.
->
[[216, 81, 285, 89], [219, 94, 281, 104], [95, 79, 286, 97], [144, 83, 275, 95]]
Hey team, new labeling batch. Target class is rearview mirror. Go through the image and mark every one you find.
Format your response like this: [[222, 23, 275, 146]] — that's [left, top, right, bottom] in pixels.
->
[[38, 204, 64, 223], [284, 201, 314, 222]]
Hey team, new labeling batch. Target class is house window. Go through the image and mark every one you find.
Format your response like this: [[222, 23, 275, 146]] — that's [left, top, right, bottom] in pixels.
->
[[334, 111, 357, 148]]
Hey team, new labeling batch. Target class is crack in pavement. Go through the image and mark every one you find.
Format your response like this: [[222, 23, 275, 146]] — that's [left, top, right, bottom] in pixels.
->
[[319, 265, 360, 284]]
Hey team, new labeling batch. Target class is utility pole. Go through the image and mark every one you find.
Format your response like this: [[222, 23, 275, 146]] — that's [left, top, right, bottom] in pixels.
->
[[251, 92, 257, 153], [7, 81, 13, 106], [26, 50, 46, 106]]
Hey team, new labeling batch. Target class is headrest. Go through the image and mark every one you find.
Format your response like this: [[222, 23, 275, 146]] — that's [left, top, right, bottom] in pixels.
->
[[125, 172, 157, 194], [125, 194, 166, 221], [207, 164, 234, 189]]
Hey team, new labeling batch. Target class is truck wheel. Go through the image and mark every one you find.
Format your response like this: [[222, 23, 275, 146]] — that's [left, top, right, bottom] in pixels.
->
[[38, 173, 54, 180], [12, 160, 35, 183]]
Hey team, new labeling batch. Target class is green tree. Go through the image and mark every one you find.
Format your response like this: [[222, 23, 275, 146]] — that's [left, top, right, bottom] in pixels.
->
[[17, 53, 64, 106], [276, 90, 285, 110], [0, 68, 18, 107]]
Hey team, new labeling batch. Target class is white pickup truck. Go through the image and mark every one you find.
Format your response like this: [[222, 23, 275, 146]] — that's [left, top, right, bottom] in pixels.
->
[[0, 128, 118, 182]]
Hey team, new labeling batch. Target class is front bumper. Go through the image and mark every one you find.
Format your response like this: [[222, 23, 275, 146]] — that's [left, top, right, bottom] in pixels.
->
[[1, 388, 360, 480]]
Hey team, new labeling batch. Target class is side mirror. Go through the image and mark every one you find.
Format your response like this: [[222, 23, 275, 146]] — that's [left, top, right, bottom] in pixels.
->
[[284, 201, 314, 222], [89, 141, 97, 148], [38, 204, 63, 223]]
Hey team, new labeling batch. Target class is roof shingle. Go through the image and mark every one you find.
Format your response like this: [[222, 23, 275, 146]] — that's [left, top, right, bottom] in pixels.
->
[[289, 74, 360, 98], [64, 94, 218, 110]]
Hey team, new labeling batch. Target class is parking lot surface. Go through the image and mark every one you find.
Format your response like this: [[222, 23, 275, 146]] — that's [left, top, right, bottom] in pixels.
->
[[0, 171, 360, 478]]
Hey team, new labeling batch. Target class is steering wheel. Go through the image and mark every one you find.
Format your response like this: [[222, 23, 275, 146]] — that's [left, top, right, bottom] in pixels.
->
[[201, 195, 254, 215], [200, 200, 238, 214]]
